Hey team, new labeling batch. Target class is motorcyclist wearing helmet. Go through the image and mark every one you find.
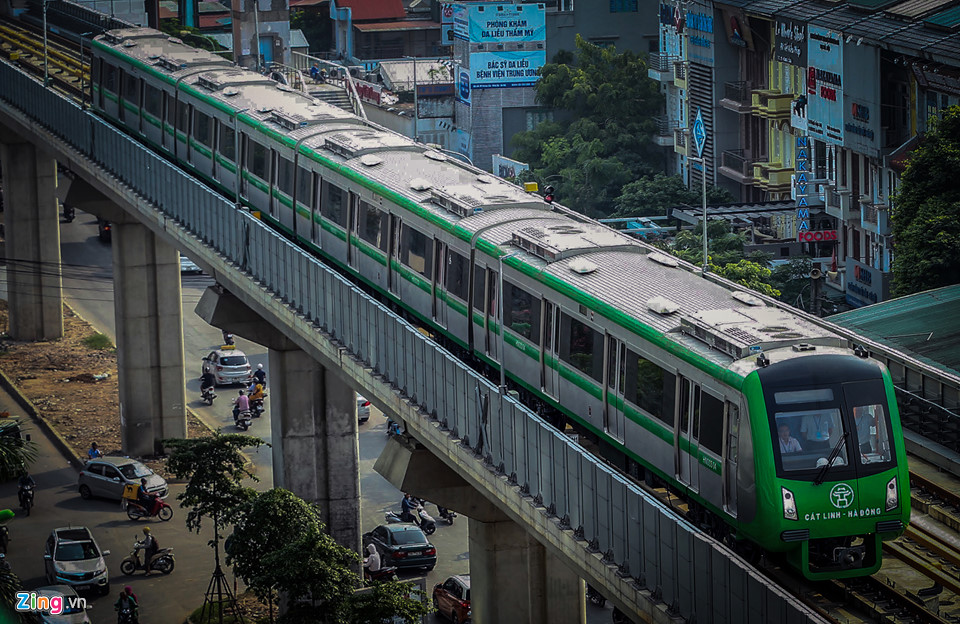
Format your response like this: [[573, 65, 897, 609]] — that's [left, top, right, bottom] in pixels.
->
[[17, 471, 35, 509], [140, 527, 159, 571], [253, 363, 266, 387], [233, 390, 250, 421], [114, 589, 138, 623], [200, 371, 216, 393], [136, 478, 159, 515]]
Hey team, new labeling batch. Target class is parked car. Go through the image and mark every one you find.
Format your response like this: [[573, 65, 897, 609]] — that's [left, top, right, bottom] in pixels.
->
[[179, 255, 202, 274], [35, 585, 90, 624], [96, 218, 111, 243], [363, 524, 436, 571], [78, 456, 168, 501], [201, 347, 254, 386], [43, 528, 110, 596], [357, 394, 371, 423], [433, 575, 471, 623]]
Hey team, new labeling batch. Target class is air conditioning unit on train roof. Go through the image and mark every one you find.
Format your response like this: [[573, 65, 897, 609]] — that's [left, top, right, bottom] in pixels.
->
[[429, 188, 483, 218]]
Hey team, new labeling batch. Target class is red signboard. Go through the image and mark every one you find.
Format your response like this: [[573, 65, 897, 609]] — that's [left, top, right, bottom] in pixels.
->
[[797, 230, 837, 242]]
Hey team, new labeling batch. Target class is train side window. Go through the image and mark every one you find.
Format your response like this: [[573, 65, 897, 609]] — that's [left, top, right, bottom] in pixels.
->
[[296, 166, 312, 206], [699, 392, 724, 455], [143, 84, 161, 118], [219, 124, 235, 161], [277, 157, 294, 195], [93, 57, 101, 86], [624, 349, 674, 424], [446, 251, 469, 301], [165, 93, 176, 126], [399, 224, 433, 278], [102, 63, 117, 93], [122, 72, 139, 105], [473, 265, 485, 312], [559, 314, 603, 382], [176, 101, 190, 133], [358, 201, 388, 252], [194, 111, 213, 148], [504, 281, 540, 341], [248, 139, 270, 180], [321, 181, 347, 226]]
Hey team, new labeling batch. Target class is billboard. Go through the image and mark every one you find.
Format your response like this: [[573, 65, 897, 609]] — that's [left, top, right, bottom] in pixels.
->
[[469, 50, 545, 89], [452, 2, 546, 44], [441, 3, 455, 46], [775, 18, 806, 66], [806, 25, 843, 145], [492, 154, 529, 179], [846, 258, 890, 308], [456, 66, 471, 105], [721, 8, 754, 51], [841, 43, 881, 156]]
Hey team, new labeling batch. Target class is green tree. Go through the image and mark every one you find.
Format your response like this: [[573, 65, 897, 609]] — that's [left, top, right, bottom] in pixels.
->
[[891, 106, 960, 296], [347, 583, 431, 624], [611, 173, 734, 218], [768, 256, 814, 306], [671, 220, 747, 267], [0, 421, 36, 481], [510, 36, 663, 217], [713, 260, 780, 298], [291, 10, 332, 55]]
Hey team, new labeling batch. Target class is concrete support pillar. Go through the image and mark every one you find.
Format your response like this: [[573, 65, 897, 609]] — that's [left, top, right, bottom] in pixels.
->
[[0, 137, 63, 340], [469, 517, 584, 624], [112, 219, 187, 455], [270, 348, 360, 554]]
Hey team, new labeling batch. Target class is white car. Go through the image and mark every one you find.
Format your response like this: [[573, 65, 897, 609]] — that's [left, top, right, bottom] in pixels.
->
[[34, 585, 91, 624], [43, 527, 110, 596], [357, 394, 371, 423], [201, 347, 254, 386]]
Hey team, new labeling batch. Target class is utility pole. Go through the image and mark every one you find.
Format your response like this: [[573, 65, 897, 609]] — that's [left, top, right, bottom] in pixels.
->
[[42, 0, 49, 87]]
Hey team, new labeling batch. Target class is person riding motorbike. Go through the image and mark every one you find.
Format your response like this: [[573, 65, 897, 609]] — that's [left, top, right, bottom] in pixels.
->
[[17, 472, 35, 509], [232, 390, 250, 421], [200, 371, 216, 393], [120, 586, 139, 623], [253, 363, 266, 387], [364, 543, 381, 574], [140, 527, 159, 571], [400, 493, 416, 523], [136, 478, 160, 516], [114, 589, 138, 623], [247, 381, 265, 403]]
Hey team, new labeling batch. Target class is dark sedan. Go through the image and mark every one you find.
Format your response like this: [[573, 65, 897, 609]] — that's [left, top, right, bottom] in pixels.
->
[[363, 524, 436, 571]]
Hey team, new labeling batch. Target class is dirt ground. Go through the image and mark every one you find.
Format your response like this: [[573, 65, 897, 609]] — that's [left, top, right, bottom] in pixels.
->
[[0, 300, 210, 478]]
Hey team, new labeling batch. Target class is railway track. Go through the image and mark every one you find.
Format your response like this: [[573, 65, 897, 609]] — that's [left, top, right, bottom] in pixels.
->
[[0, 17, 87, 101]]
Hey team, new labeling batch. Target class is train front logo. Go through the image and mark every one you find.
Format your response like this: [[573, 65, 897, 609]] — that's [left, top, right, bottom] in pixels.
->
[[829, 483, 855, 509]]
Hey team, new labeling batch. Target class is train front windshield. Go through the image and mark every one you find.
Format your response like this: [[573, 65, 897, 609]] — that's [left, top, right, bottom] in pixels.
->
[[770, 381, 894, 477]]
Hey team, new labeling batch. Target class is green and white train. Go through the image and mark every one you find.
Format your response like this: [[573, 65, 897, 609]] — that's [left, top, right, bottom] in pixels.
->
[[90, 28, 910, 580]]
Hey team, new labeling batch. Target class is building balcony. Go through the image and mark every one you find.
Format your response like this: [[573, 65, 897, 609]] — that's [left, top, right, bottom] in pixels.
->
[[719, 81, 752, 114], [824, 187, 858, 223], [753, 161, 794, 193], [653, 116, 679, 147], [751, 89, 794, 121], [674, 128, 688, 156], [860, 197, 892, 236], [718, 149, 756, 184], [647, 53, 677, 83], [673, 61, 687, 90]]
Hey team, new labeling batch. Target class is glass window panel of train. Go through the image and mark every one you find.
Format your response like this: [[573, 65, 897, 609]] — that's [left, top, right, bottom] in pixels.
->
[[774, 407, 847, 472], [194, 111, 213, 148], [852, 403, 891, 464], [560, 314, 603, 382], [165, 93, 176, 125], [122, 73, 139, 104], [446, 251, 469, 301], [321, 181, 347, 226], [219, 125, 235, 161], [503, 281, 540, 341], [176, 101, 190, 133], [473, 266, 485, 312], [400, 225, 433, 278], [248, 140, 270, 181], [698, 392, 724, 455], [277, 157, 294, 195], [358, 201, 388, 252], [624, 349, 674, 425], [102, 63, 117, 93], [144, 84, 161, 119], [296, 166, 312, 206]]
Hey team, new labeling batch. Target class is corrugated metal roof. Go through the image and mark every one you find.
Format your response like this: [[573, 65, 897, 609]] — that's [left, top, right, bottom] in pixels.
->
[[829, 285, 960, 378], [886, 0, 956, 19], [926, 4, 960, 29]]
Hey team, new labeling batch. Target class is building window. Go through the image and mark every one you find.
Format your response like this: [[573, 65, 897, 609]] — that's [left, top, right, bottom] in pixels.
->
[[609, 0, 637, 11], [558, 0, 574, 10]]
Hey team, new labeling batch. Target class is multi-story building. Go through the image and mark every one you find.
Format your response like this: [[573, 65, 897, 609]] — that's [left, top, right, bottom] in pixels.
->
[[650, 0, 960, 307]]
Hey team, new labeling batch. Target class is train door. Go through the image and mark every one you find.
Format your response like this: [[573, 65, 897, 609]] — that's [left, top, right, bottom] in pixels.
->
[[268, 150, 278, 218], [723, 400, 740, 516], [604, 336, 626, 443], [676, 376, 701, 493], [388, 215, 401, 297], [433, 241, 448, 329], [484, 268, 499, 362], [541, 302, 560, 400], [347, 191, 359, 270]]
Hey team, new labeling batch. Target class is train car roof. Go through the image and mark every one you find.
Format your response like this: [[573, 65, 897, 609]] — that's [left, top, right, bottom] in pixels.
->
[[96, 29, 231, 78]]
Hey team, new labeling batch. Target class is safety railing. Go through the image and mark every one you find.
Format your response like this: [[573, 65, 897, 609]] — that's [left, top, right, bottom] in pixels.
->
[[0, 57, 829, 624]]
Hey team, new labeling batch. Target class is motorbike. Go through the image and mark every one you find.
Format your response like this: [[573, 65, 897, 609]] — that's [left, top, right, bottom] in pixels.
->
[[386, 419, 402, 436], [364, 565, 399, 582], [18, 485, 34, 516], [222, 331, 235, 346], [385, 504, 436, 535], [119, 537, 175, 575], [123, 497, 174, 521], [62, 204, 76, 223], [234, 409, 252, 431], [587, 584, 606, 607], [201, 385, 217, 405], [251, 395, 266, 418], [436, 505, 456, 525], [116, 601, 136, 624]]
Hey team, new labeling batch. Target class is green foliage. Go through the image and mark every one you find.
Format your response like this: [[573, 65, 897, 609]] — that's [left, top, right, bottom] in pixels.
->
[[892, 106, 960, 296], [0, 568, 41, 624], [671, 220, 748, 267], [188, 602, 244, 624], [291, 10, 332, 54], [162, 433, 265, 539], [768, 257, 814, 306], [0, 421, 36, 481], [82, 332, 113, 350], [510, 36, 663, 217], [611, 173, 734, 218], [347, 583, 431, 624], [712, 260, 780, 298]]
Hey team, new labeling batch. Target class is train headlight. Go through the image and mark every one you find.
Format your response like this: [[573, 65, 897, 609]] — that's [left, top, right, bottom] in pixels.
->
[[885, 477, 898, 511], [782, 487, 798, 521]]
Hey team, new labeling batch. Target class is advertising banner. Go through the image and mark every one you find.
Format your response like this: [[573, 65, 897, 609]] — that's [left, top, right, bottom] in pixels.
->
[[721, 8, 754, 51], [452, 2, 545, 44], [775, 18, 806, 66], [684, 0, 715, 66], [469, 50, 545, 89], [846, 258, 890, 307], [492, 154, 529, 179], [456, 65, 471, 105], [441, 3, 455, 45], [806, 25, 844, 145], [841, 44, 881, 156]]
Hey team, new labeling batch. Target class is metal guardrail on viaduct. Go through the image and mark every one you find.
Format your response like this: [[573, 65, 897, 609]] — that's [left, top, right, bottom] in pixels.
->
[[0, 57, 826, 623]]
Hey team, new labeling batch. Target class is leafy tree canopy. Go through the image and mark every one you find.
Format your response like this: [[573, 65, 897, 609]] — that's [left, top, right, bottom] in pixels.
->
[[611, 173, 734, 218], [511, 36, 663, 217], [892, 106, 960, 296]]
